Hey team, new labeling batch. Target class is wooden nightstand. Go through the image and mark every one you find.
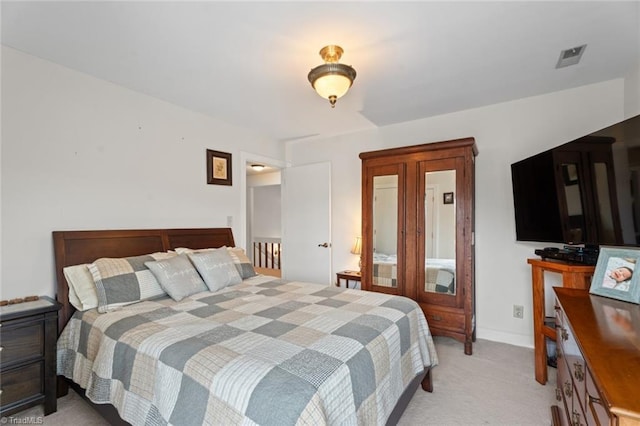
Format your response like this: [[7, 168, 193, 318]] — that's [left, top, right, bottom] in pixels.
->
[[0, 296, 60, 417], [336, 270, 361, 289]]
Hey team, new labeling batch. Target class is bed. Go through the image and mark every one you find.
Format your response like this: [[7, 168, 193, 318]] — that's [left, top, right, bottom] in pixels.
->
[[373, 253, 455, 294], [53, 228, 438, 425]]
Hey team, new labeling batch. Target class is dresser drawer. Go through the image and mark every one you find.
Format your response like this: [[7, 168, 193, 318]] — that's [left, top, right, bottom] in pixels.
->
[[586, 366, 613, 426], [0, 320, 44, 366], [555, 342, 571, 426], [0, 362, 43, 407], [421, 306, 465, 332]]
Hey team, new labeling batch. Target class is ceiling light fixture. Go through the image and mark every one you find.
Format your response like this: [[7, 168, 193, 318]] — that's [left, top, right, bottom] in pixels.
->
[[308, 45, 356, 108], [251, 164, 265, 171]]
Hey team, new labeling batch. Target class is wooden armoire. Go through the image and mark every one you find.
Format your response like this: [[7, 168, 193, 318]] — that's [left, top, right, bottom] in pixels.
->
[[360, 138, 477, 354]]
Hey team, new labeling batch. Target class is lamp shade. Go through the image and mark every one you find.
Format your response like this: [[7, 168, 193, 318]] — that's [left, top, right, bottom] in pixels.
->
[[309, 65, 354, 99], [351, 236, 362, 255], [308, 45, 356, 108]]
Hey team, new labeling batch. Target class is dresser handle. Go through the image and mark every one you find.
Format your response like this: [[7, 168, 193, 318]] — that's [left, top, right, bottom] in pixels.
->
[[561, 328, 569, 341], [588, 394, 602, 406], [564, 381, 573, 398], [555, 388, 562, 401], [572, 409, 582, 426], [573, 363, 584, 382]]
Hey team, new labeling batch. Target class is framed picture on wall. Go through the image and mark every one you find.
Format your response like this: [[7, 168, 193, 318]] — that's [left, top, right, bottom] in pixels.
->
[[207, 149, 232, 186], [443, 192, 454, 204], [590, 246, 640, 304], [562, 164, 579, 186]]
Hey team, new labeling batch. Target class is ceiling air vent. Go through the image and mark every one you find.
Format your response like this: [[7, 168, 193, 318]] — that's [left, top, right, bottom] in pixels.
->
[[556, 44, 587, 69]]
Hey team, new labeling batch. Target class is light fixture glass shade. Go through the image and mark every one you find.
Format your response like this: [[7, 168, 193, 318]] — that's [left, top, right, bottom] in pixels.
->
[[308, 45, 356, 108], [251, 164, 265, 171], [351, 236, 362, 255], [311, 70, 353, 100]]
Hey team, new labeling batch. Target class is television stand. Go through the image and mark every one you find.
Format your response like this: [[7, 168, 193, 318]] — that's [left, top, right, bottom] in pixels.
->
[[526, 258, 595, 385]]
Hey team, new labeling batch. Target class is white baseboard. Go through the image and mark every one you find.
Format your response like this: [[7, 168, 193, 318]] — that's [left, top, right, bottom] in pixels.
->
[[476, 327, 534, 349]]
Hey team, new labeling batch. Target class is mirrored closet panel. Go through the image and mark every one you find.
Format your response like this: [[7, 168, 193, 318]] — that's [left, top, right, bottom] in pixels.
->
[[360, 138, 477, 354], [373, 174, 399, 288], [419, 166, 457, 298], [364, 163, 405, 295]]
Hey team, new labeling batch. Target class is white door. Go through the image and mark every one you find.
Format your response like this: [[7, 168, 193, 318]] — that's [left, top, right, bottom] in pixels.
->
[[282, 162, 331, 284]]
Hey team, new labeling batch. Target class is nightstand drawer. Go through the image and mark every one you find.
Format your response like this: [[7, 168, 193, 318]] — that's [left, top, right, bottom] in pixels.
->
[[0, 362, 43, 407], [0, 320, 44, 366], [0, 297, 59, 417]]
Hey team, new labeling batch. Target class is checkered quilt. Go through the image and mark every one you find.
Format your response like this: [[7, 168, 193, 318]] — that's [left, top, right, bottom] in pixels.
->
[[373, 263, 397, 288], [57, 275, 438, 425]]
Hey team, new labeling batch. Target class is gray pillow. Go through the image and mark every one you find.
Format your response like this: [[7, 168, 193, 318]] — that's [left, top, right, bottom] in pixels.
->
[[227, 247, 257, 279], [188, 248, 242, 292], [145, 254, 207, 301], [89, 252, 174, 313]]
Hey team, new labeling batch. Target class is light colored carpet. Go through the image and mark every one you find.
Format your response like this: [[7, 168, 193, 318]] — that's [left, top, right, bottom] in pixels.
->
[[398, 337, 556, 425], [8, 337, 556, 425]]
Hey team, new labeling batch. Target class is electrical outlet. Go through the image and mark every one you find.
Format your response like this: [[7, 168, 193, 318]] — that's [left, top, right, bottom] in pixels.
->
[[513, 305, 524, 319]]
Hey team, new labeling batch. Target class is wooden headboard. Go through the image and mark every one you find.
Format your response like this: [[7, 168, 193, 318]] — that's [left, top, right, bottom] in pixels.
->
[[53, 228, 235, 333]]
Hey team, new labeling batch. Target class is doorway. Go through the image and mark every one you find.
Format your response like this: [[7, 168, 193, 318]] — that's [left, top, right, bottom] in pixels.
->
[[239, 153, 332, 284], [243, 158, 284, 278]]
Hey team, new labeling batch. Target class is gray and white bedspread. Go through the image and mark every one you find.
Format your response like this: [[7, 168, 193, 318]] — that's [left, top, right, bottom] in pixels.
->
[[57, 276, 438, 426]]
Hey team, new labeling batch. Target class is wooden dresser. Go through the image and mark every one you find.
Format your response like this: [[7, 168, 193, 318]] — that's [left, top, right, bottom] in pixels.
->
[[553, 288, 640, 426], [0, 297, 60, 417]]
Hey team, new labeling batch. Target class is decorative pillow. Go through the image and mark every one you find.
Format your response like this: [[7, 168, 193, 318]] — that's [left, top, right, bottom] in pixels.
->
[[145, 254, 208, 301], [89, 252, 175, 313], [227, 247, 257, 279], [187, 248, 242, 292], [174, 247, 195, 255], [175, 246, 257, 279], [63, 264, 98, 311], [435, 270, 455, 293]]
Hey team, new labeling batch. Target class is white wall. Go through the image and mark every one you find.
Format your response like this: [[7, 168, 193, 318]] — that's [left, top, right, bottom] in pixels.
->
[[0, 47, 283, 299], [247, 171, 281, 187], [246, 171, 282, 256], [3, 43, 638, 348], [625, 65, 640, 117], [286, 76, 640, 348], [252, 185, 281, 238]]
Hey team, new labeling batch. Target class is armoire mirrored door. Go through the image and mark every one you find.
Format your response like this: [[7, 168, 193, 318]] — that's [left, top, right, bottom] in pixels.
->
[[417, 158, 462, 309], [362, 163, 405, 296]]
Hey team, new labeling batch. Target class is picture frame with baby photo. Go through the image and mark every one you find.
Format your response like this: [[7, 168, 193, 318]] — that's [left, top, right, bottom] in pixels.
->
[[590, 246, 640, 304]]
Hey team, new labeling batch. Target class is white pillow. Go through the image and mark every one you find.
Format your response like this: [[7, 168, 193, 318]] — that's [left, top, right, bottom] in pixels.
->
[[63, 264, 98, 311]]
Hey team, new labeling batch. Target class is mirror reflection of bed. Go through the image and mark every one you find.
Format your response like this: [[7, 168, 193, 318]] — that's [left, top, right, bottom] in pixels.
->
[[372, 170, 456, 295]]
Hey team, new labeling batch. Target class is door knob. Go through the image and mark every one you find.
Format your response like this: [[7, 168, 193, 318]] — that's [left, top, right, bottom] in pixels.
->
[[318, 242, 330, 248]]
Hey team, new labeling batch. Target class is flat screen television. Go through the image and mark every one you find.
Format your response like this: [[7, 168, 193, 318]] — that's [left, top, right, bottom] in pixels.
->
[[511, 114, 640, 247]]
